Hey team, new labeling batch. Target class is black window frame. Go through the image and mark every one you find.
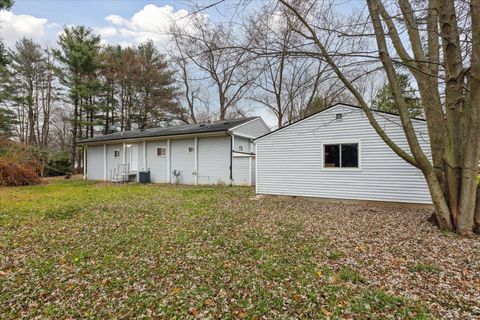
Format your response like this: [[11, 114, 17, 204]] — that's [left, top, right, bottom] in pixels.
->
[[114, 149, 120, 158], [323, 143, 359, 169]]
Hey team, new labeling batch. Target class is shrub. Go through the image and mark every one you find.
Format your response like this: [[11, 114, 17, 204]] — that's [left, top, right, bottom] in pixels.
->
[[44, 151, 71, 176], [0, 140, 73, 185], [0, 139, 41, 186], [0, 159, 40, 186]]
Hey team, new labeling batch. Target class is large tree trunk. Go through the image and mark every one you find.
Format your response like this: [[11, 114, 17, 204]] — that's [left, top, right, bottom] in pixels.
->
[[455, 0, 480, 234]]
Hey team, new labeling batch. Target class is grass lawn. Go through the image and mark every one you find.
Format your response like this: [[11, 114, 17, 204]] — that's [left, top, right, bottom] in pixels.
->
[[1, 180, 479, 319]]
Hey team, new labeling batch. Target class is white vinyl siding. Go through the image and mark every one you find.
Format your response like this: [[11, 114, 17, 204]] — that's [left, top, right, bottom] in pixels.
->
[[171, 138, 195, 184], [233, 136, 251, 153], [136, 143, 144, 172], [232, 157, 252, 185], [231, 118, 270, 138], [197, 136, 231, 184], [255, 105, 431, 204], [86, 145, 104, 180], [106, 144, 124, 180], [147, 141, 168, 182], [251, 157, 256, 185]]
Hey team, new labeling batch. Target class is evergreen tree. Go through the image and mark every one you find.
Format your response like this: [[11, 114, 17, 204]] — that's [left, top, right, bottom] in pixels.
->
[[9, 38, 47, 145], [372, 74, 423, 118], [0, 0, 14, 67], [135, 41, 178, 129], [0, 0, 15, 139], [54, 26, 100, 168], [0, 107, 16, 139]]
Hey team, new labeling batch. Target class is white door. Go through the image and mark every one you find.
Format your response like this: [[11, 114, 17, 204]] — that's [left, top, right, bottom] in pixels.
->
[[130, 144, 138, 172]]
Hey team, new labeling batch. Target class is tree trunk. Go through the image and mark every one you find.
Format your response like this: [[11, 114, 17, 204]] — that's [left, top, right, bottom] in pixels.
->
[[475, 185, 480, 233], [27, 80, 36, 145], [70, 98, 79, 171]]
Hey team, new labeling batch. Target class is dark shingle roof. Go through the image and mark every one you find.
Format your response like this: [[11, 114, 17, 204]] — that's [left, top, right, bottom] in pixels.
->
[[78, 117, 257, 144]]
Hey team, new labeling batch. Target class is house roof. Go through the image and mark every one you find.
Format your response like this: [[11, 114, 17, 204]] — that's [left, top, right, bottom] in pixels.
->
[[254, 103, 426, 142], [78, 117, 258, 144]]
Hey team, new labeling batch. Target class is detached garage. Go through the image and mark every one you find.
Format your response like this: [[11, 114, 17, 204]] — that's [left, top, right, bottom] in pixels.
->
[[254, 104, 432, 204]]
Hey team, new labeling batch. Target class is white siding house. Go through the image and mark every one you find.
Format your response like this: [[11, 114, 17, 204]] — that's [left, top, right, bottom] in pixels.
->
[[255, 104, 432, 204], [79, 117, 270, 186]]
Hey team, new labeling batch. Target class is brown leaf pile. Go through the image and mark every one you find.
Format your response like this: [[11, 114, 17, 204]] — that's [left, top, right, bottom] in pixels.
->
[[261, 198, 480, 319]]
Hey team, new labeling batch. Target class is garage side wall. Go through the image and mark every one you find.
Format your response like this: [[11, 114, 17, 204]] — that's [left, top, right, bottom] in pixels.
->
[[86, 145, 104, 180], [255, 105, 432, 204]]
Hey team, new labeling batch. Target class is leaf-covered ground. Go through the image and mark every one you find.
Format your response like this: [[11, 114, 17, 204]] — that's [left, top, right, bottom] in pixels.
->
[[0, 180, 479, 319]]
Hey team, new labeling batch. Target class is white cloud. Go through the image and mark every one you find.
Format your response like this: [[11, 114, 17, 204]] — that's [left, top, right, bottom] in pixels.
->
[[0, 10, 52, 45], [101, 4, 206, 47], [0, 4, 207, 50], [95, 26, 118, 38]]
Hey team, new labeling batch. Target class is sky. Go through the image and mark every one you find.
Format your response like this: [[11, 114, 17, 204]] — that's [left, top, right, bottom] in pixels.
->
[[0, 0, 279, 125], [1, 0, 227, 47]]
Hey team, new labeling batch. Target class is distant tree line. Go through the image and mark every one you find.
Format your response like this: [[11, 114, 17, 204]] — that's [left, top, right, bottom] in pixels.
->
[[0, 1, 423, 171]]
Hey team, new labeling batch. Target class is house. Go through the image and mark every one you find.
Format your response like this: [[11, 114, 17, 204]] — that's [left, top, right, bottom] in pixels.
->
[[254, 103, 432, 204], [79, 117, 270, 185]]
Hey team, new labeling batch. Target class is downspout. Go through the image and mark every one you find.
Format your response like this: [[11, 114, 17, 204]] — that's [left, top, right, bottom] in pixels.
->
[[227, 132, 233, 185], [83, 145, 87, 180]]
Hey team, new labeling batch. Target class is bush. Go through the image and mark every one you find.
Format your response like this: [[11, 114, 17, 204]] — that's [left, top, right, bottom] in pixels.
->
[[0, 159, 40, 186], [0, 140, 73, 185], [44, 151, 71, 176], [0, 139, 41, 186]]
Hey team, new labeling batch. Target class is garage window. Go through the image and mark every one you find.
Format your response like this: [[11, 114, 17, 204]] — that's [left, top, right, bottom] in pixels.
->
[[324, 143, 358, 168], [156, 147, 166, 157], [114, 149, 120, 158]]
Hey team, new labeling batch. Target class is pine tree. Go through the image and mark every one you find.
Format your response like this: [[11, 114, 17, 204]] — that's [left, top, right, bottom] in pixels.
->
[[372, 74, 423, 118], [54, 26, 101, 168]]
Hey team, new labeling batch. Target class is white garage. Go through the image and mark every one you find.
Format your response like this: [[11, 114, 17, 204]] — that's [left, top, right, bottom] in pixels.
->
[[254, 104, 432, 204]]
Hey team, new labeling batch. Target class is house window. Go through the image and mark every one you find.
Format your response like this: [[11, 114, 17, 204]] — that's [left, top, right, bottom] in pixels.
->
[[336, 113, 343, 120], [238, 145, 244, 152], [114, 149, 120, 158], [324, 143, 358, 168], [188, 146, 195, 153], [156, 147, 166, 157]]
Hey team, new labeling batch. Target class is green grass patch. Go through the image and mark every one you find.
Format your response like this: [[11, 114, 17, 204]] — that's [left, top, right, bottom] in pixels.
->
[[409, 263, 442, 274], [0, 180, 433, 319], [339, 266, 364, 283], [326, 249, 344, 260], [349, 289, 432, 319]]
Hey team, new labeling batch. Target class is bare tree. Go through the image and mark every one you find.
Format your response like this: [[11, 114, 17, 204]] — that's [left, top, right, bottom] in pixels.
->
[[276, 0, 480, 234], [246, 3, 371, 127], [170, 17, 255, 120], [168, 32, 210, 123]]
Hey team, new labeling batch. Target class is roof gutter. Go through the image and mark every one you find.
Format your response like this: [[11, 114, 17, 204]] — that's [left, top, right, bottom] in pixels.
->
[[77, 131, 228, 145]]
